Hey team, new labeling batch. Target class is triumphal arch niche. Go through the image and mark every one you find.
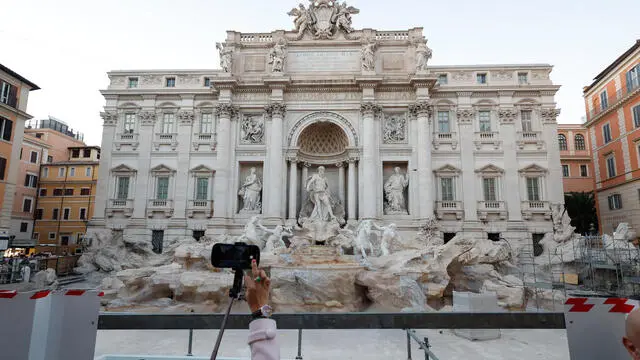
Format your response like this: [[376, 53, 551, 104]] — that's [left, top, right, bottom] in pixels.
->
[[209, 0, 437, 235]]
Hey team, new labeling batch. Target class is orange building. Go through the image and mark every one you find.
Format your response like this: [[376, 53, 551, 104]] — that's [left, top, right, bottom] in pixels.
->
[[583, 39, 640, 234], [0, 64, 40, 253], [34, 146, 100, 254], [8, 117, 85, 253], [558, 124, 595, 193]]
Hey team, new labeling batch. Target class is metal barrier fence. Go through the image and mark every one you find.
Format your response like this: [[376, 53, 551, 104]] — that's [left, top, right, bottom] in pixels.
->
[[98, 312, 566, 359]]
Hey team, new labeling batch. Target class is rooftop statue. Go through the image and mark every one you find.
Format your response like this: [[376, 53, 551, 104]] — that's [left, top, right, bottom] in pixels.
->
[[288, 0, 360, 39]]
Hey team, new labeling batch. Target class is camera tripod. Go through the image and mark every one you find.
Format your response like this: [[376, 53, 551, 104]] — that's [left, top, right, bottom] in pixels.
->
[[210, 267, 244, 360]]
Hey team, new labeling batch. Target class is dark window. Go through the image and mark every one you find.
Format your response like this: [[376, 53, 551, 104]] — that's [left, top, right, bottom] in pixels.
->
[[0, 116, 13, 141], [53, 188, 63, 196], [24, 174, 37, 188], [35, 133, 43, 139], [71, 149, 80, 158], [34, 208, 43, 220], [575, 134, 586, 150], [558, 134, 567, 150], [39, 188, 47, 196], [64, 189, 74, 196], [608, 194, 622, 210], [19, 148, 22, 159], [532, 233, 545, 257], [63, 208, 70, 220], [22, 198, 32, 212], [603, 124, 612, 143], [443, 233, 456, 244], [580, 165, 588, 177], [488, 233, 501, 242], [193, 230, 205, 241], [30, 151, 38, 163], [80, 188, 91, 196], [83, 148, 91, 157], [152, 230, 164, 254], [204, 77, 211, 87], [47, 155, 53, 163], [0, 157, 5, 180], [166, 77, 176, 87], [52, 208, 59, 220], [477, 73, 487, 84], [60, 235, 70, 246], [128, 77, 139, 88], [0, 81, 18, 107], [79, 208, 87, 220], [20, 222, 28, 232]]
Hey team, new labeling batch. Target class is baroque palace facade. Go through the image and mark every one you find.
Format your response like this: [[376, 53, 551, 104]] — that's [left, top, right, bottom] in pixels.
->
[[90, 1, 563, 249]]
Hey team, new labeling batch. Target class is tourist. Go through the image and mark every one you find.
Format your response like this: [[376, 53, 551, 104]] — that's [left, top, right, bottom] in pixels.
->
[[244, 259, 278, 360], [623, 308, 640, 359]]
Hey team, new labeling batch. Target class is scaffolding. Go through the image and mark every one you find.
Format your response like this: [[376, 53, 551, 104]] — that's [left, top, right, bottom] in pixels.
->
[[519, 244, 568, 311], [572, 235, 640, 297]]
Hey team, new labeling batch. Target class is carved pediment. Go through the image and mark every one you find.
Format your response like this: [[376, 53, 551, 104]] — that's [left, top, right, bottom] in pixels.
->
[[475, 164, 504, 174], [519, 164, 548, 175], [190, 165, 214, 174], [434, 164, 461, 175], [150, 164, 176, 174], [111, 164, 137, 174]]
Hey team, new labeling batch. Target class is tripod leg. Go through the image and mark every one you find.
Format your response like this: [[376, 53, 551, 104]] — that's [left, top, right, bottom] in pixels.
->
[[210, 297, 235, 360]]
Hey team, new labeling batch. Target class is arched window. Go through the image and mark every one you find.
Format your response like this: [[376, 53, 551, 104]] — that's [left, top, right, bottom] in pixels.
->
[[558, 134, 568, 151], [575, 134, 586, 150]]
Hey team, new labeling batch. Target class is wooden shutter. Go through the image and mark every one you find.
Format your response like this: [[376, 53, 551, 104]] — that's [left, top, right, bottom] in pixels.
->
[[0, 157, 6, 180], [2, 118, 12, 141], [8, 85, 17, 108]]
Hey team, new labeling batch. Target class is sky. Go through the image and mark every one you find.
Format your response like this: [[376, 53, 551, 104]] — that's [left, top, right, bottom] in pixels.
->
[[2, 0, 639, 146]]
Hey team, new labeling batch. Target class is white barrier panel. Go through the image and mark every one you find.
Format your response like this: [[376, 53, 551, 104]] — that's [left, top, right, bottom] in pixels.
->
[[0, 289, 102, 360], [564, 297, 639, 360], [452, 291, 501, 341]]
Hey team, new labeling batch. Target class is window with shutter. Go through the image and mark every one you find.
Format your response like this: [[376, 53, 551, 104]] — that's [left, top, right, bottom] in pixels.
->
[[526, 177, 541, 201], [116, 176, 130, 199], [0, 157, 5, 180], [633, 105, 640, 128], [0, 117, 13, 141], [440, 178, 454, 201], [196, 178, 208, 200], [156, 177, 169, 199], [482, 178, 497, 201]]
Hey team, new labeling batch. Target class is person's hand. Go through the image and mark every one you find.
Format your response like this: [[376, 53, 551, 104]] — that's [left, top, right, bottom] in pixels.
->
[[244, 259, 270, 313]]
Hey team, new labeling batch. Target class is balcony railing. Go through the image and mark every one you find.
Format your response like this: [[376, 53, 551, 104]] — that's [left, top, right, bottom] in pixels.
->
[[436, 201, 461, 209], [588, 80, 640, 121], [187, 199, 213, 218], [476, 131, 497, 140], [477, 200, 505, 210], [522, 200, 549, 211], [148, 199, 173, 208], [118, 133, 138, 141], [435, 132, 455, 140], [156, 133, 177, 141], [518, 131, 540, 141], [109, 199, 133, 208], [196, 133, 213, 141]]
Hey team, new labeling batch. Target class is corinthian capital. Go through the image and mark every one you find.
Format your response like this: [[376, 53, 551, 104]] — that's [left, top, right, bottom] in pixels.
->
[[265, 102, 287, 118], [498, 108, 517, 124], [215, 103, 238, 118], [456, 108, 475, 124], [138, 111, 157, 126], [409, 101, 432, 118], [100, 111, 118, 126], [540, 108, 561, 124], [360, 102, 381, 117], [178, 111, 195, 125]]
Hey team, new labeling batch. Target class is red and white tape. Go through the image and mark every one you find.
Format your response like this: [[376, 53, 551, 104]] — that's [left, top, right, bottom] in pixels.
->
[[565, 297, 637, 313], [0, 289, 103, 300]]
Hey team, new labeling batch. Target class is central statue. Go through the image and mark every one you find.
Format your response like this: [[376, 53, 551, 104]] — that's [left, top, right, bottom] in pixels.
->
[[298, 165, 346, 244]]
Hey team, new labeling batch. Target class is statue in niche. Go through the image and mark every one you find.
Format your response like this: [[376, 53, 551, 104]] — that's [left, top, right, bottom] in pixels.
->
[[269, 39, 287, 73], [238, 167, 262, 213], [384, 167, 409, 214], [298, 166, 346, 243], [216, 43, 234, 73], [415, 41, 432, 72], [383, 115, 406, 143], [240, 115, 264, 144], [361, 42, 376, 72]]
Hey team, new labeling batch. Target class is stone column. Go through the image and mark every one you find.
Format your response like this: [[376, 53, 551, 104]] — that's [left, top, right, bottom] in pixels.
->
[[498, 108, 522, 221], [410, 101, 434, 220], [174, 110, 195, 220], [337, 162, 345, 203], [133, 110, 157, 219], [360, 102, 381, 219], [92, 112, 118, 222], [213, 103, 237, 220], [288, 159, 298, 221], [347, 159, 357, 221], [265, 103, 287, 219], [457, 108, 477, 221]]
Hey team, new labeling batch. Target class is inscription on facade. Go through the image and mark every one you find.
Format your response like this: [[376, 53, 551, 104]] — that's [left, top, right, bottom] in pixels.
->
[[382, 54, 404, 71], [244, 55, 267, 72], [287, 49, 360, 72]]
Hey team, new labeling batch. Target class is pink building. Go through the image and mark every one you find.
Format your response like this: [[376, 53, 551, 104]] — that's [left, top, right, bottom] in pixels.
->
[[8, 117, 84, 252]]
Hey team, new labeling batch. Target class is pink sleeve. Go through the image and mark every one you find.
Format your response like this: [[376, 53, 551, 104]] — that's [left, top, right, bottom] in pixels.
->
[[248, 318, 280, 360]]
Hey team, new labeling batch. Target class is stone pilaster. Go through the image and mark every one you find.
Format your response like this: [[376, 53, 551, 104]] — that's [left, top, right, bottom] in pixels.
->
[[347, 159, 357, 221], [264, 102, 286, 219], [288, 158, 298, 221], [541, 108, 563, 204], [133, 110, 157, 218], [498, 108, 522, 221], [174, 110, 195, 219], [360, 102, 381, 219], [410, 101, 433, 220], [93, 111, 118, 221], [456, 108, 477, 221], [213, 103, 238, 220]]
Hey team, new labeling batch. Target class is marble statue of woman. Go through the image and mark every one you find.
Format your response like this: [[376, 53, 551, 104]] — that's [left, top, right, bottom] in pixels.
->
[[216, 43, 233, 73], [384, 167, 409, 214], [361, 42, 376, 72], [269, 40, 286, 73], [305, 166, 336, 222], [415, 41, 432, 72], [239, 167, 262, 213]]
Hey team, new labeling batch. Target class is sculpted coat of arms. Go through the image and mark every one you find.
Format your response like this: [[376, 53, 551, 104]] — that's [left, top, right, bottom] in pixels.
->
[[288, 0, 360, 39]]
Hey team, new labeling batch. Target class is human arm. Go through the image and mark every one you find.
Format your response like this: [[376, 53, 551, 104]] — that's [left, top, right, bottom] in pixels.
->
[[245, 261, 279, 360]]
